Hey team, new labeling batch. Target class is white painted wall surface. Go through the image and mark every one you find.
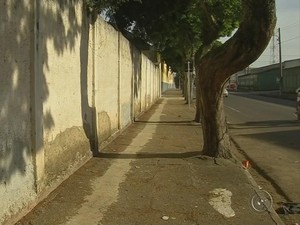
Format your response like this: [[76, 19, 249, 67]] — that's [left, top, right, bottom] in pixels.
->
[[95, 19, 119, 141], [41, 1, 84, 142], [0, 2, 161, 223], [119, 35, 133, 129], [0, 1, 36, 224], [39, 1, 91, 189]]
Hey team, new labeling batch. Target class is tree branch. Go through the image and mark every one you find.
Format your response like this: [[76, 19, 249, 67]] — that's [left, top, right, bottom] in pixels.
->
[[199, 0, 276, 81]]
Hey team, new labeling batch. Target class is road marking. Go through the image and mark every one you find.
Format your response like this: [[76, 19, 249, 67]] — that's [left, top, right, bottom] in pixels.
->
[[225, 105, 241, 113]]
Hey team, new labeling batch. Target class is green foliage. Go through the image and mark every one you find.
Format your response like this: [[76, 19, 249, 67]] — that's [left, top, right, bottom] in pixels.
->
[[188, 0, 241, 45], [89, 0, 242, 71], [86, 0, 135, 13]]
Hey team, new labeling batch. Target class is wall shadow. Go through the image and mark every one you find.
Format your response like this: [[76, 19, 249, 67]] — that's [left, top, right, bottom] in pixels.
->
[[134, 121, 197, 125], [235, 129, 300, 152], [97, 151, 201, 159], [0, 0, 83, 183], [232, 92, 295, 108], [130, 44, 142, 121], [229, 120, 300, 151], [229, 120, 300, 130], [79, 3, 99, 156]]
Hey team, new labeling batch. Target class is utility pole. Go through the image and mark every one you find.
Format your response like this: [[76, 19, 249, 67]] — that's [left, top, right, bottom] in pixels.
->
[[278, 28, 283, 96], [270, 34, 276, 64], [187, 60, 191, 109]]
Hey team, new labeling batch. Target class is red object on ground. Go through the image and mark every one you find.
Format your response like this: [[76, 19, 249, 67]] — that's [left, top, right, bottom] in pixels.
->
[[242, 160, 250, 169]]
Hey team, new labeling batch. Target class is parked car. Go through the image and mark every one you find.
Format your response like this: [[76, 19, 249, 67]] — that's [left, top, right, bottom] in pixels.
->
[[223, 88, 229, 97], [226, 83, 237, 91]]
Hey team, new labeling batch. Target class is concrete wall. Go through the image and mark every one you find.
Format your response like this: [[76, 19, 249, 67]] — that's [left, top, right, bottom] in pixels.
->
[[39, 0, 92, 191], [119, 33, 133, 129], [93, 19, 161, 141], [283, 59, 300, 93], [161, 62, 174, 92], [0, 0, 36, 222], [0, 1, 161, 224], [141, 54, 161, 109], [132, 47, 142, 118], [94, 19, 119, 142]]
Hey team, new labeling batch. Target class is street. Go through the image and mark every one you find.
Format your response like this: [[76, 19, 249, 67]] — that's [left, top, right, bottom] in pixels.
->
[[224, 92, 300, 203]]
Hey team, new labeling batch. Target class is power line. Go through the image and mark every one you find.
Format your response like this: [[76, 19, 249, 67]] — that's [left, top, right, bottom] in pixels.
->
[[272, 36, 300, 45], [281, 36, 300, 43], [280, 22, 300, 30]]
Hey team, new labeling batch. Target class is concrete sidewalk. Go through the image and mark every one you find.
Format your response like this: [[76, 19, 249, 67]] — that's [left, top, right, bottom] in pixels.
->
[[16, 89, 283, 225]]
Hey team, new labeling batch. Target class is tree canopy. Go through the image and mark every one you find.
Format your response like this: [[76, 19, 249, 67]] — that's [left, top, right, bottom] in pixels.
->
[[88, 0, 276, 158], [101, 0, 242, 72]]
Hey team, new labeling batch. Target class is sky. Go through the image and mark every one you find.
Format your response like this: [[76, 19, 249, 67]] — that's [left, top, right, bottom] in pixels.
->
[[251, 0, 300, 67]]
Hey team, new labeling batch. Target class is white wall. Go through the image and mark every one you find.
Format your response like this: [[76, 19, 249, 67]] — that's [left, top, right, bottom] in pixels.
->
[[119, 34, 133, 129], [39, 1, 92, 188], [0, 2, 161, 224], [94, 19, 119, 142], [0, 1, 36, 224]]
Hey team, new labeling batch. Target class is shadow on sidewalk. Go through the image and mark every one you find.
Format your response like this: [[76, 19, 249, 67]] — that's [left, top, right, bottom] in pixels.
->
[[16, 89, 280, 225], [97, 151, 201, 159], [134, 120, 198, 125]]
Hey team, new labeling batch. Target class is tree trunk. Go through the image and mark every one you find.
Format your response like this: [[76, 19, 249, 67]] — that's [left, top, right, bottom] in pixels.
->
[[194, 76, 201, 122], [194, 43, 215, 123], [183, 73, 188, 102], [198, 70, 232, 158], [196, 0, 276, 158]]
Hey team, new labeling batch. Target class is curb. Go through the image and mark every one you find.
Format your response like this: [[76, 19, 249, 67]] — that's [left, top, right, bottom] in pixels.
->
[[230, 137, 285, 225]]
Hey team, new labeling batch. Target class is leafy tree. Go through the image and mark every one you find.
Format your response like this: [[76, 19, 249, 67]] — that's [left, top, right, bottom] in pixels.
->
[[108, 0, 203, 100], [86, 0, 129, 12], [90, 0, 276, 158], [194, 0, 276, 158]]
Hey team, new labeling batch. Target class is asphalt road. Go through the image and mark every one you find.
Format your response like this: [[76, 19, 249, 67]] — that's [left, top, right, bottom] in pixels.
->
[[224, 92, 300, 203]]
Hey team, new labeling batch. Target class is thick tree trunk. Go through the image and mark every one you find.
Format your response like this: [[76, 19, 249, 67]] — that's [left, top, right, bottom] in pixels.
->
[[197, 72, 232, 158], [194, 45, 214, 123], [197, 0, 276, 158], [200, 85, 231, 158]]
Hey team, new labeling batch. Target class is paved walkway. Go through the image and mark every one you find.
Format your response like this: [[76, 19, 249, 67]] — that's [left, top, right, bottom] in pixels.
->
[[16, 89, 283, 225]]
